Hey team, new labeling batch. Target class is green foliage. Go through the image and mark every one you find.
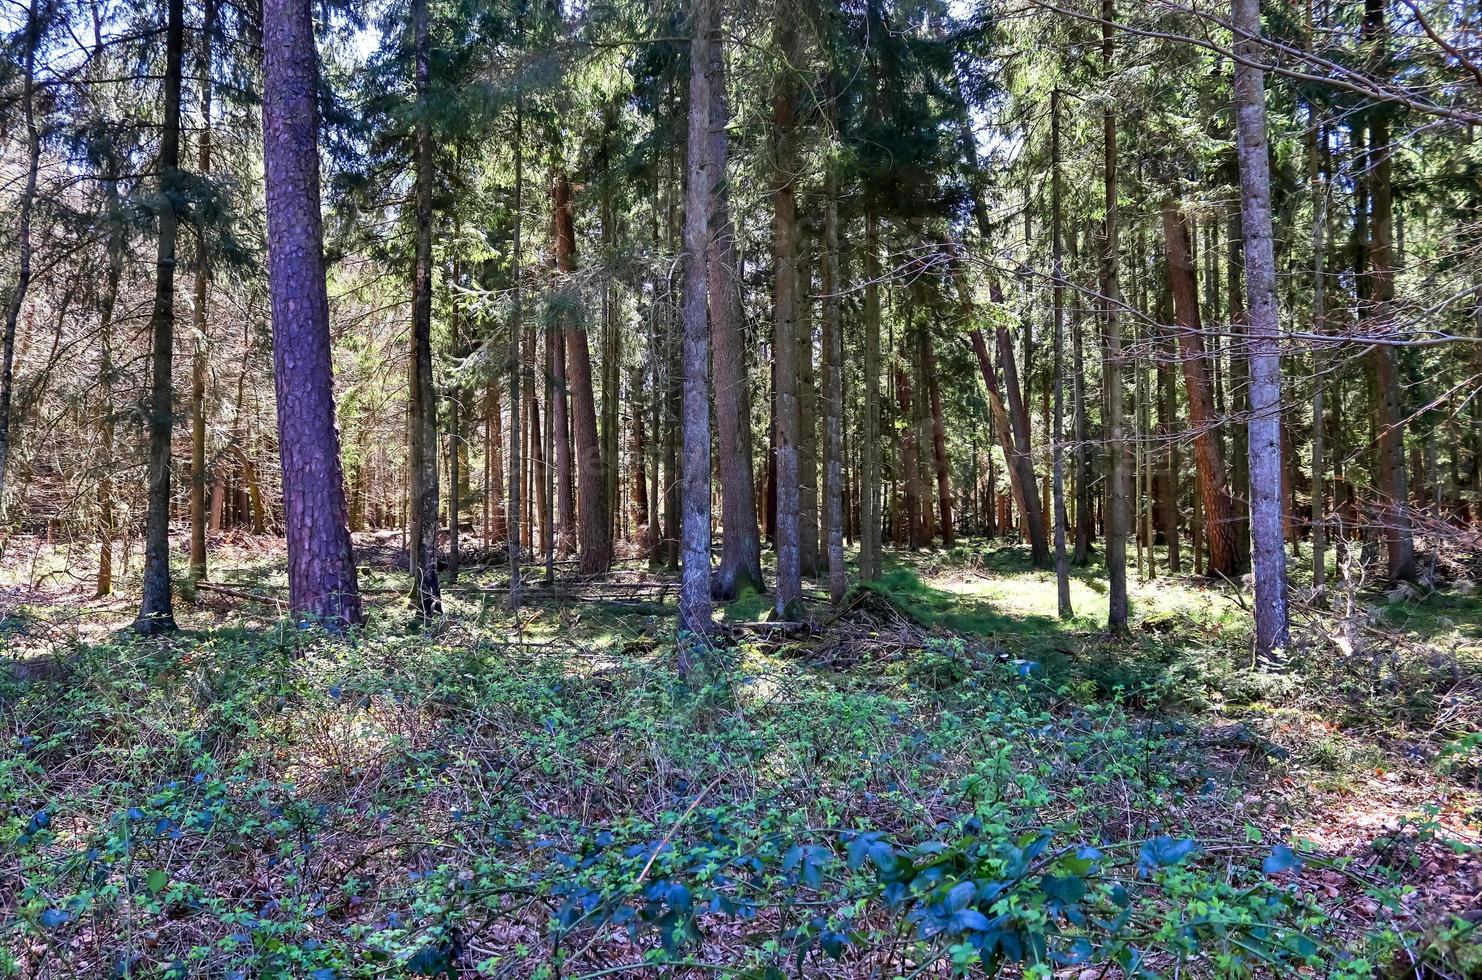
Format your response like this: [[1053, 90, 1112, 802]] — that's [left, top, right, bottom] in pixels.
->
[[0, 602, 1442, 978]]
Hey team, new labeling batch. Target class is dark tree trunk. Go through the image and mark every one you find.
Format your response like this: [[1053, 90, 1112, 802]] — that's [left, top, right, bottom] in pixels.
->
[[896, 362, 921, 549], [798, 243, 820, 575], [507, 93, 524, 608], [1163, 199, 1247, 578], [0, 0, 41, 520], [771, 19, 802, 617], [134, 0, 186, 634], [553, 174, 613, 575], [859, 214, 882, 581], [260, 0, 363, 627], [705, 3, 763, 597], [1051, 89, 1073, 618], [923, 327, 952, 545], [408, 0, 441, 618], [552, 325, 574, 554], [822, 164, 846, 604]]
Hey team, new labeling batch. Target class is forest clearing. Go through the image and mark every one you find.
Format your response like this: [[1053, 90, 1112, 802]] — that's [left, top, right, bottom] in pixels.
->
[[3, 0, 1482, 973]]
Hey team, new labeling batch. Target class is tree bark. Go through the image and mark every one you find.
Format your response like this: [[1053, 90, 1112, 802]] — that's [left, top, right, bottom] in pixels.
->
[[705, 8, 763, 597], [553, 173, 613, 575], [771, 17, 802, 617], [189, 0, 216, 583], [134, 0, 185, 634], [260, 0, 363, 627], [1051, 89, 1073, 618], [1101, 0, 1130, 634], [0, 0, 42, 522], [859, 214, 882, 581], [923, 327, 952, 545], [822, 164, 846, 604], [1163, 199, 1247, 578], [678, 0, 714, 651]]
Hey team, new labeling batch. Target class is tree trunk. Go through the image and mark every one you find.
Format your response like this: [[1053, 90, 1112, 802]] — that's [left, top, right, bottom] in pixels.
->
[[134, 0, 185, 634], [0, 0, 42, 521], [705, 6, 763, 597], [552, 323, 574, 554], [408, 0, 442, 618], [860, 214, 883, 582], [678, 0, 714, 651], [95, 171, 125, 599], [260, 0, 363, 627], [507, 92, 524, 608], [1100, 0, 1129, 633], [923, 327, 952, 546], [189, 0, 216, 583], [822, 163, 846, 604], [1051, 89, 1073, 618], [798, 244, 820, 574], [1163, 199, 1247, 578], [553, 174, 612, 575], [771, 19, 802, 617], [896, 361, 921, 549]]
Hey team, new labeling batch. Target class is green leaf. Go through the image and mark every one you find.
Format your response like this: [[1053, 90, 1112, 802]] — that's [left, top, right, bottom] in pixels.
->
[[146, 869, 168, 895]]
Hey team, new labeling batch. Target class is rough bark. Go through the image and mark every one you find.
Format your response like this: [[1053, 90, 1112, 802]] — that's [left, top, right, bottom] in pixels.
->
[[822, 166, 846, 604], [260, 0, 363, 627], [678, 0, 714, 650], [134, 0, 185, 634], [1163, 199, 1247, 578], [798, 244, 820, 575], [1233, 0, 1292, 657], [705, 6, 763, 597], [553, 173, 613, 575], [859, 214, 882, 581], [771, 18, 802, 617]]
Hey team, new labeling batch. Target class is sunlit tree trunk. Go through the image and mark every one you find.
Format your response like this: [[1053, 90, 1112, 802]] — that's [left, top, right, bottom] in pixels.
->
[[260, 0, 363, 627], [771, 15, 802, 617], [1100, 0, 1130, 633]]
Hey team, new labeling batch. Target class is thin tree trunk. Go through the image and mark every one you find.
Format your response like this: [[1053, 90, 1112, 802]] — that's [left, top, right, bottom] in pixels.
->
[[408, 0, 442, 618], [188, 0, 216, 582], [822, 162, 846, 604], [552, 323, 574, 553], [1101, 0, 1129, 633], [896, 361, 921, 549], [771, 19, 802, 616], [798, 243, 820, 574], [860, 213, 882, 581], [261, 0, 363, 627], [923, 327, 952, 546], [134, 0, 185, 634], [507, 91, 524, 608], [95, 171, 125, 598], [1051, 89, 1073, 618]]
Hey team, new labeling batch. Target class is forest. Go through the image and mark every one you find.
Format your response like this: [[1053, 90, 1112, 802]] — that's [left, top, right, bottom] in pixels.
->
[[1, 0, 1481, 973]]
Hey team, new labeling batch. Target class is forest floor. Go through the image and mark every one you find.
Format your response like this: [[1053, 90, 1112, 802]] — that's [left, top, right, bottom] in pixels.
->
[[1, 532, 1481, 978]]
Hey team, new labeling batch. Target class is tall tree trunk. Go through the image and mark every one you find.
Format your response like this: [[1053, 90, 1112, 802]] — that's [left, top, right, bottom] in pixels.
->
[[1365, 0, 1416, 581], [1051, 89, 1073, 618], [822, 163, 846, 604], [507, 92, 524, 608], [798, 244, 820, 574], [95, 172, 125, 598], [678, 0, 714, 652], [628, 367, 649, 546], [408, 0, 441, 618], [771, 17, 802, 617], [1163, 199, 1247, 578], [188, 0, 216, 582], [552, 323, 574, 553], [1101, 0, 1130, 633], [896, 361, 921, 549], [923, 327, 952, 545], [1309, 121, 1328, 593], [705, 4, 763, 597], [553, 174, 612, 575], [1234, 0, 1292, 657], [859, 214, 882, 581], [260, 0, 363, 627], [0, 0, 42, 521], [1071, 228, 1093, 565], [487, 375, 507, 542], [134, 0, 185, 634]]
